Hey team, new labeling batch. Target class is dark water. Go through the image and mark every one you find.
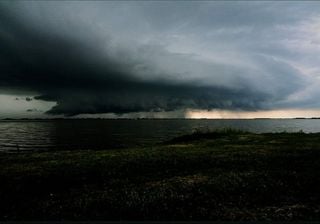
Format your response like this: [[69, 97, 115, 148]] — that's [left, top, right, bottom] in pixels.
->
[[1, 119, 320, 152]]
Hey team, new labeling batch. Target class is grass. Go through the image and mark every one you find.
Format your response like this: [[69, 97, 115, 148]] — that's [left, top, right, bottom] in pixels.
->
[[0, 130, 320, 221]]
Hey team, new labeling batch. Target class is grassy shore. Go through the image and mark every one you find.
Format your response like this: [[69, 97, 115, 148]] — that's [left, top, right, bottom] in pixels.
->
[[1, 130, 320, 221]]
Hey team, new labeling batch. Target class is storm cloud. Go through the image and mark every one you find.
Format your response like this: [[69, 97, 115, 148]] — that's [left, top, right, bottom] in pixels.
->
[[0, 1, 319, 116]]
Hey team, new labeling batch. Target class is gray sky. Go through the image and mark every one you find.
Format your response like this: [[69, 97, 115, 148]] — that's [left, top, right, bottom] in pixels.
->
[[1, 1, 320, 118]]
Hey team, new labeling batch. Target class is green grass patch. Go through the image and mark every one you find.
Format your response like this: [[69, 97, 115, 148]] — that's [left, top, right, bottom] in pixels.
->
[[0, 131, 320, 220]]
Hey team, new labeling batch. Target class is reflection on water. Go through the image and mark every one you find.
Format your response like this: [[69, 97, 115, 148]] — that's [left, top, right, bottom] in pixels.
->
[[0, 119, 319, 152]]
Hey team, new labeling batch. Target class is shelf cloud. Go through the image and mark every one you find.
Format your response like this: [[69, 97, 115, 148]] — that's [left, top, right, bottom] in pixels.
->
[[0, 2, 319, 116]]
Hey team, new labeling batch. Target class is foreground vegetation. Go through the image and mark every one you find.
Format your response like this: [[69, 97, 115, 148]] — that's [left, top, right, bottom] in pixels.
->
[[1, 130, 320, 221]]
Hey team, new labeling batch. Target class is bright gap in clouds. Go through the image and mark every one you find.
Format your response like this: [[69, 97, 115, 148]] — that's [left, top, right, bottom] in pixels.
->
[[185, 109, 320, 119], [0, 94, 56, 118]]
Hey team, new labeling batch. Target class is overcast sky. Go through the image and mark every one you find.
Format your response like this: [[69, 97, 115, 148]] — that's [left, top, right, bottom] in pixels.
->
[[1, 1, 320, 118]]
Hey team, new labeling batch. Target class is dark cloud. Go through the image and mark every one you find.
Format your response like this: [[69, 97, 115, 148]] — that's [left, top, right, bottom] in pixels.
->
[[26, 108, 38, 112], [34, 84, 269, 116], [0, 3, 275, 116], [0, 2, 316, 116]]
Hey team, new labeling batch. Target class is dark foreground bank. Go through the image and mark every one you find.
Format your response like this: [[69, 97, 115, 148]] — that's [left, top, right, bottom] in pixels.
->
[[0, 130, 320, 221]]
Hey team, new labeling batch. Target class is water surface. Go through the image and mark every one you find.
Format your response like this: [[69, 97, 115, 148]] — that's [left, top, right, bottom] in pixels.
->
[[0, 119, 319, 152]]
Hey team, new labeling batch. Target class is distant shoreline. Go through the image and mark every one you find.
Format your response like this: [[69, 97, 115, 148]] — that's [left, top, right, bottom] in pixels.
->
[[1, 117, 320, 121]]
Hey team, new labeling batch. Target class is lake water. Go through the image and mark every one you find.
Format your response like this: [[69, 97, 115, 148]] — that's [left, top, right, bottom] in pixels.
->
[[0, 119, 320, 152]]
